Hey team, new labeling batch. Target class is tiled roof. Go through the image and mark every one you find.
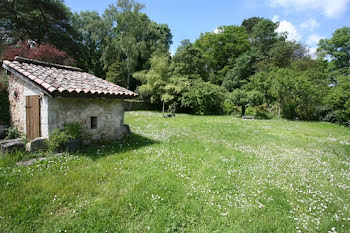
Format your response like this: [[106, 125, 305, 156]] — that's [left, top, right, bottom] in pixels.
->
[[2, 57, 138, 98]]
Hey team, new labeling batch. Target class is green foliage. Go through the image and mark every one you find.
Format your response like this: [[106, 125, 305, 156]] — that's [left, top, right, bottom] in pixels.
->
[[251, 19, 282, 55], [181, 80, 225, 115], [47, 129, 70, 152], [5, 127, 20, 140], [194, 25, 249, 75], [47, 123, 82, 152], [172, 44, 208, 81], [241, 17, 264, 35], [254, 104, 274, 119], [134, 53, 171, 103], [317, 27, 350, 75], [0, 0, 347, 125], [102, 0, 172, 89], [270, 67, 328, 120], [267, 41, 309, 68], [226, 89, 264, 116], [222, 49, 259, 91], [324, 76, 350, 125], [72, 11, 106, 78], [106, 59, 127, 87], [63, 123, 82, 140]]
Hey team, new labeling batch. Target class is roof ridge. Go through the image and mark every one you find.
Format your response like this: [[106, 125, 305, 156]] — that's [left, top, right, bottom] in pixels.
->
[[14, 56, 82, 72]]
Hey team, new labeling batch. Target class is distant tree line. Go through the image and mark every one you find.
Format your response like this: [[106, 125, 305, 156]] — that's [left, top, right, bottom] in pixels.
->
[[0, 0, 349, 126]]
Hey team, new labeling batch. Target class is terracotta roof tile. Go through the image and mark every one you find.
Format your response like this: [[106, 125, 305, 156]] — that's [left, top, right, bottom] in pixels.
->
[[2, 57, 138, 98]]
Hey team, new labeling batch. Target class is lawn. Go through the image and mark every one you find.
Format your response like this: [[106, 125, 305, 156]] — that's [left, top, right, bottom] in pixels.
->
[[1, 111, 350, 232]]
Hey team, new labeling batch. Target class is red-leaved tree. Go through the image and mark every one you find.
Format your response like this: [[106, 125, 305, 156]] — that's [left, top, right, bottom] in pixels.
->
[[1, 41, 74, 65]]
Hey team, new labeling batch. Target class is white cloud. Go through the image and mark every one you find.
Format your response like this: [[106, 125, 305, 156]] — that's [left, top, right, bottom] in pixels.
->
[[306, 34, 325, 45], [306, 34, 325, 58], [213, 27, 223, 34], [272, 15, 280, 23], [300, 18, 319, 31], [269, 0, 350, 18], [276, 20, 302, 41]]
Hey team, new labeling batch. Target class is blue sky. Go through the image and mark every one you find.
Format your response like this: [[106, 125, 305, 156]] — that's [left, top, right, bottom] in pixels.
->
[[65, 0, 350, 54]]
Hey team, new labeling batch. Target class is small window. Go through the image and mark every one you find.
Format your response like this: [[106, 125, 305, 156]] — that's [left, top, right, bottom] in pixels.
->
[[90, 116, 97, 129]]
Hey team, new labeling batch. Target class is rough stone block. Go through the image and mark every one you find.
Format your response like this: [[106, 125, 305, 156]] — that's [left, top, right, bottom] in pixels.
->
[[26, 137, 48, 152], [66, 138, 80, 153], [0, 139, 25, 153]]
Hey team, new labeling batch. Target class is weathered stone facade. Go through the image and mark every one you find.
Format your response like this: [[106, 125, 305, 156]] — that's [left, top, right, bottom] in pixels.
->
[[8, 74, 49, 138], [4, 58, 136, 142], [48, 97, 125, 141], [8, 74, 126, 141]]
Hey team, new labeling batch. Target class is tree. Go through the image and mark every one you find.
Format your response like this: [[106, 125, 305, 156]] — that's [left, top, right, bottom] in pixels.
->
[[267, 40, 309, 68], [106, 59, 127, 87], [194, 25, 249, 75], [133, 53, 171, 104], [0, 0, 78, 57], [317, 27, 350, 75], [102, 0, 172, 89], [251, 19, 282, 55], [324, 76, 350, 125], [226, 89, 263, 117], [172, 43, 209, 81], [270, 67, 327, 120], [222, 49, 260, 92], [1, 41, 73, 65], [241, 17, 263, 35], [181, 80, 225, 115], [72, 11, 106, 77]]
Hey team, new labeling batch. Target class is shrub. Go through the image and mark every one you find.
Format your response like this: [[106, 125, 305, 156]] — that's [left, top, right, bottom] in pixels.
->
[[323, 76, 350, 126], [47, 129, 70, 152], [47, 123, 82, 152], [5, 127, 20, 139], [63, 122, 82, 139], [222, 94, 240, 115], [254, 104, 273, 119], [181, 80, 225, 115]]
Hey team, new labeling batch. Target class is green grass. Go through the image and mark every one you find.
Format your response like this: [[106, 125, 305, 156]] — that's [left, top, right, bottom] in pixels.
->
[[1, 111, 350, 232]]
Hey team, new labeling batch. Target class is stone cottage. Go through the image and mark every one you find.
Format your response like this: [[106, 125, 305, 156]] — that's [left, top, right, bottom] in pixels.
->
[[2, 57, 137, 141]]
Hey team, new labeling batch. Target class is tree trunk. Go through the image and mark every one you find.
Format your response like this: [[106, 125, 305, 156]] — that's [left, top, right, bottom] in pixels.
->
[[241, 105, 246, 117], [162, 101, 165, 116], [278, 101, 281, 118], [127, 72, 130, 89]]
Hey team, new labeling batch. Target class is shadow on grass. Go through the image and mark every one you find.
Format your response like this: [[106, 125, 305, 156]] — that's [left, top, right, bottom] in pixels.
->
[[79, 133, 158, 161]]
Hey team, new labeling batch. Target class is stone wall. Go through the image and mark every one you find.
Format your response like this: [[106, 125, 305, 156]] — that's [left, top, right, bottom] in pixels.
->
[[48, 97, 125, 141], [8, 74, 49, 137]]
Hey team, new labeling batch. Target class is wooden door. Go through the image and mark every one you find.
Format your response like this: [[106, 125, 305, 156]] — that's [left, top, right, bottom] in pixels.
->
[[26, 95, 41, 140]]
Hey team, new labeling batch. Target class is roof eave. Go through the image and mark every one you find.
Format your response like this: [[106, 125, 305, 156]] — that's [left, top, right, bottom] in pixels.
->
[[51, 90, 138, 99], [2, 62, 53, 97]]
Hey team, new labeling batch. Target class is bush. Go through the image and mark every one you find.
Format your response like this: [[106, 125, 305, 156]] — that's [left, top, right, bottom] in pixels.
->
[[5, 127, 20, 139], [254, 104, 273, 119], [63, 122, 82, 139], [181, 80, 225, 115], [47, 129, 70, 152], [47, 123, 82, 152], [222, 96, 240, 115], [323, 76, 350, 126]]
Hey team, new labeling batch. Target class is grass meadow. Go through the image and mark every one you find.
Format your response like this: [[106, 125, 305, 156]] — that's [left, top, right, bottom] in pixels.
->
[[1, 111, 350, 232]]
